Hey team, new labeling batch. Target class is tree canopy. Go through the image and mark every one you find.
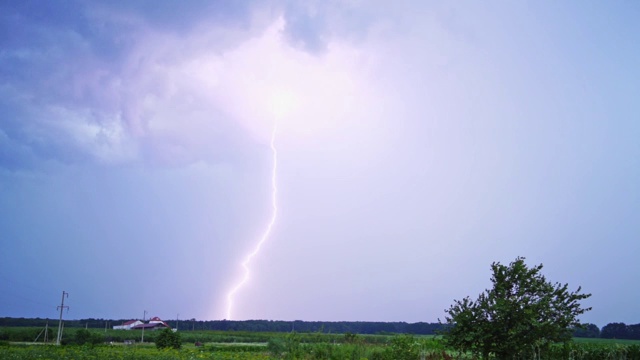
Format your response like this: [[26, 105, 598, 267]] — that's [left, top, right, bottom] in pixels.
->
[[155, 328, 181, 349], [442, 257, 591, 359]]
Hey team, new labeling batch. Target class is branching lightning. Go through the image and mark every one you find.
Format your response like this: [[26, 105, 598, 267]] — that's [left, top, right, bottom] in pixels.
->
[[225, 123, 279, 320]]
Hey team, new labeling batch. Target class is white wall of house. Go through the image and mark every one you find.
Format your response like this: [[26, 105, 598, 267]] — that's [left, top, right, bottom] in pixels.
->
[[113, 320, 143, 330]]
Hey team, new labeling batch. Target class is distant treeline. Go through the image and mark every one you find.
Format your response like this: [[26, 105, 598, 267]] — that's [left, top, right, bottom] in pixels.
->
[[0, 317, 441, 335], [600, 323, 640, 340], [1, 317, 638, 339]]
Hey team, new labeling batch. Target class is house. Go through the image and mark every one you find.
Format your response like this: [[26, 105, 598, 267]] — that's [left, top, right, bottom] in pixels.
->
[[113, 320, 143, 330], [148, 317, 170, 328], [113, 316, 170, 331], [130, 317, 171, 331]]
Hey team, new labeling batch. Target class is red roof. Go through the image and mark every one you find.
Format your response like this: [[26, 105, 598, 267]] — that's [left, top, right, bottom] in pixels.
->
[[123, 320, 138, 325]]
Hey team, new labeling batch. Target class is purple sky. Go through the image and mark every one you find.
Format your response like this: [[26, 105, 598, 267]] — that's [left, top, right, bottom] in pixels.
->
[[1, 1, 639, 327]]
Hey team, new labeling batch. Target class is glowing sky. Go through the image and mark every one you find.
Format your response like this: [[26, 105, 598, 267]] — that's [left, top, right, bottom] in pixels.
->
[[1, 1, 639, 327]]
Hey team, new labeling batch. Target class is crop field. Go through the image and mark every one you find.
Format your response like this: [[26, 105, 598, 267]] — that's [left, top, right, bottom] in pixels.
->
[[0, 345, 271, 360], [2, 328, 640, 359]]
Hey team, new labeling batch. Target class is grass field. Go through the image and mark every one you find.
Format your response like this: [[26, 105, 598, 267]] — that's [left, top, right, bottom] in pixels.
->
[[2, 328, 640, 359], [0, 345, 271, 360], [573, 337, 640, 345]]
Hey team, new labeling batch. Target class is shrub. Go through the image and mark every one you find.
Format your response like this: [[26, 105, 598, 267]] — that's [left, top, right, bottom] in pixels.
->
[[267, 337, 285, 357], [73, 329, 103, 346], [156, 328, 181, 349]]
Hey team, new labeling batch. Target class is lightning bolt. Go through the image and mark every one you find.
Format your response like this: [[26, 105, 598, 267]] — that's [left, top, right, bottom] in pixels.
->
[[225, 123, 279, 320]]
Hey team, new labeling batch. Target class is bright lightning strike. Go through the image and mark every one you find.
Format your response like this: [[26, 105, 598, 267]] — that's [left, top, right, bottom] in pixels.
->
[[225, 123, 279, 320]]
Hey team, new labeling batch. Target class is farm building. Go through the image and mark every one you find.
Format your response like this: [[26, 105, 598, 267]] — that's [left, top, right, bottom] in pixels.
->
[[131, 322, 169, 330], [148, 317, 170, 327], [113, 317, 170, 330], [113, 320, 143, 330]]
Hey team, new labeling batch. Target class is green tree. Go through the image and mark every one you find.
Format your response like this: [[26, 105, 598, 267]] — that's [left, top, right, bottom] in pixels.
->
[[601, 322, 628, 339], [572, 323, 600, 338], [155, 328, 181, 349], [442, 257, 591, 359]]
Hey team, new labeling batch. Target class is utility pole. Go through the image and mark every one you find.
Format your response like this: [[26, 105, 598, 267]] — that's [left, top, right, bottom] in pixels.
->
[[56, 291, 69, 345], [33, 321, 50, 343], [141, 310, 147, 343], [176, 313, 179, 331]]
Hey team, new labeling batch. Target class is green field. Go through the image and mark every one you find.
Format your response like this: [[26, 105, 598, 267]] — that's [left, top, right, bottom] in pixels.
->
[[0, 345, 271, 360], [2, 327, 640, 359], [573, 337, 640, 345]]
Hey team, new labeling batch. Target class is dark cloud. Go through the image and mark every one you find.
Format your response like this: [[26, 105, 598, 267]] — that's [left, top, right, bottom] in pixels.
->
[[0, 1, 269, 170], [97, 0, 254, 32]]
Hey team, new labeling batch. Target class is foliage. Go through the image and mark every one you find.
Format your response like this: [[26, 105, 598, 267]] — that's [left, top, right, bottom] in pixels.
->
[[0, 345, 271, 360], [369, 334, 449, 360], [1, 334, 640, 360], [267, 331, 374, 359], [442, 256, 592, 359], [600, 322, 640, 340], [283, 331, 303, 359], [267, 336, 285, 357], [573, 323, 600, 338], [72, 328, 104, 346], [545, 342, 640, 360], [156, 328, 182, 349], [343, 332, 359, 343], [602, 322, 629, 339], [209, 343, 266, 352], [388, 334, 421, 360]]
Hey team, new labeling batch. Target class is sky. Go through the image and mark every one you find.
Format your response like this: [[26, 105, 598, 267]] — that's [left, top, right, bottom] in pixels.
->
[[1, 1, 639, 327]]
